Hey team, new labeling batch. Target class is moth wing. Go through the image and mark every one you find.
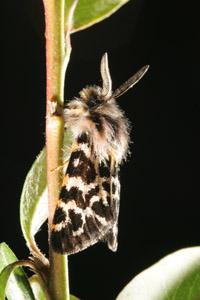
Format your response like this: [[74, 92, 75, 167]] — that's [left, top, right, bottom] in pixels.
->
[[100, 157, 120, 252], [51, 133, 118, 255]]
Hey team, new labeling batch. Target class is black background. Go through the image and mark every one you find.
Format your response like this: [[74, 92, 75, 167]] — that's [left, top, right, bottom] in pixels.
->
[[2, 1, 200, 299]]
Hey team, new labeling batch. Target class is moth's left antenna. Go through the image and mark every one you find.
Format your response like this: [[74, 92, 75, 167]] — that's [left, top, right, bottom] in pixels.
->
[[100, 53, 112, 99]]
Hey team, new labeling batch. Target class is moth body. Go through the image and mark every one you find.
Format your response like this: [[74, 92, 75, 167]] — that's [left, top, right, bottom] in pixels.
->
[[50, 53, 149, 254]]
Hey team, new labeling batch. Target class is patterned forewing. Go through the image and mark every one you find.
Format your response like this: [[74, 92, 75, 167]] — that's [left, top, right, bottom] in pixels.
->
[[51, 133, 118, 255], [106, 168, 120, 251], [99, 158, 120, 251]]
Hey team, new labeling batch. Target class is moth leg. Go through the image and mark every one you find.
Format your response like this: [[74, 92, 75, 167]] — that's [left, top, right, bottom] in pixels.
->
[[50, 140, 78, 173], [50, 158, 70, 173]]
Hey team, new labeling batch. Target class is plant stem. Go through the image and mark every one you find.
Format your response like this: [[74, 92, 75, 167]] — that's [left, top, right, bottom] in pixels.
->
[[43, 0, 66, 107], [43, 0, 74, 299]]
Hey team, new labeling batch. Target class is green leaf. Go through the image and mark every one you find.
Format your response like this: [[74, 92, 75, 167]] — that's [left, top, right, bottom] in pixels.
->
[[20, 148, 47, 241], [65, 0, 129, 33], [0, 243, 35, 300], [116, 247, 200, 300], [20, 148, 48, 263], [70, 295, 80, 300], [29, 275, 50, 300]]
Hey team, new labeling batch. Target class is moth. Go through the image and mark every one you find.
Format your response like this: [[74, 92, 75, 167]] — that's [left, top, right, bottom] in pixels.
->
[[50, 53, 149, 254]]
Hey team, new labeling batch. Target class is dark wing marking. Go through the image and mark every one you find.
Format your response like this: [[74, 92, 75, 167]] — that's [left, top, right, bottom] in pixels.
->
[[51, 133, 120, 255]]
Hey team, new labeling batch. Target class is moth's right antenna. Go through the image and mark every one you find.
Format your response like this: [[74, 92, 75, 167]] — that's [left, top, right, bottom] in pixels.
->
[[112, 65, 150, 99]]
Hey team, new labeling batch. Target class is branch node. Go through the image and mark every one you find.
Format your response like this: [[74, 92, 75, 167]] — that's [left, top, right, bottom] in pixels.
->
[[48, 100, 63, 116]]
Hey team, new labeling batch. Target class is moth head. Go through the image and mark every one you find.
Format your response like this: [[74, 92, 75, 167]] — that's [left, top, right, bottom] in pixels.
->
[[65, 53, 149, 117], [80, 53, 149, 107]]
